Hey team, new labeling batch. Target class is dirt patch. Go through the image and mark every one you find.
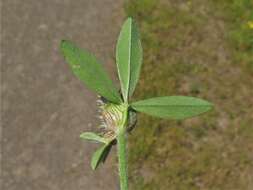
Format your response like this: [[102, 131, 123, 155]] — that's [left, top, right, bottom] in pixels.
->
[[2, 1, 124, 190]]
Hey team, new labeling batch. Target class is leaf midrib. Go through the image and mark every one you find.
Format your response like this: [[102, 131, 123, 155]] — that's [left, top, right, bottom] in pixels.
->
[[132, 104, 212, 108], [125, 19, 132, 102]]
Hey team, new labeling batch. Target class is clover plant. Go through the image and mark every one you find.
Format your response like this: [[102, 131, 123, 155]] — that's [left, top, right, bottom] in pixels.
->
[[60, 17, 213, 190]]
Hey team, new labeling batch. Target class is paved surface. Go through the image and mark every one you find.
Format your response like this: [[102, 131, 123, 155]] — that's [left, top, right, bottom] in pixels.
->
[[2, 0, 124, 189]]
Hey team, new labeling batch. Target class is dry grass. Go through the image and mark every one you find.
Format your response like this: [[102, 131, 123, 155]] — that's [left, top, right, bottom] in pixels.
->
[[125, 0, 253, 189]]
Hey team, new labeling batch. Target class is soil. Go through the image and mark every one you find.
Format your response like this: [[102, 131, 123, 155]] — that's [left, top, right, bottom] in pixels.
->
[[1, 0, 124, 189]]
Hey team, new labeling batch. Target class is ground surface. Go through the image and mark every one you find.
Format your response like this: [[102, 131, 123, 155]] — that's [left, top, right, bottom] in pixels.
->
[[2, 1, 253, 190], [2, 1, 124, 190]]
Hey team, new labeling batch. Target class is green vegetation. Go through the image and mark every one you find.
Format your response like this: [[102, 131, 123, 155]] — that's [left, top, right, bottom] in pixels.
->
[[60, 17, 213, 190], [125, 0, 253, 189], [213, 0, 253, 73]]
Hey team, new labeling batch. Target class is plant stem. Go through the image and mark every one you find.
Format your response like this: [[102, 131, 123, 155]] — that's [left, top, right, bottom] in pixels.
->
[[117, 108, 128, 190]]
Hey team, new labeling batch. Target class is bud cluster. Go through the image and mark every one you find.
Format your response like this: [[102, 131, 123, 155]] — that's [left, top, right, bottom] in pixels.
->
[[97, 96, 137, 141]]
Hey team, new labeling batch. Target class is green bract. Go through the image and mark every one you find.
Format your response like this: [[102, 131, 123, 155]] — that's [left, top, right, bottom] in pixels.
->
[[91, 143, 112, 170], [60, 17, 213, 190], [80, 132, 108, 144]]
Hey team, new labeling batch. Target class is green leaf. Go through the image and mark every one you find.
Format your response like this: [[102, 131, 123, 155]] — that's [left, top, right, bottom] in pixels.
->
[[131, 96, 213, 120], [80, 132, 107, 144], [91, 144, 112, 170], [60, 40, 122, 104], [116, 17, 143, 102]]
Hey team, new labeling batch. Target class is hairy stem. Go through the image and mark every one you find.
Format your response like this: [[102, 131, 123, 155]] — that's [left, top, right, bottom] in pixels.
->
[[117, 108, 128, 190]]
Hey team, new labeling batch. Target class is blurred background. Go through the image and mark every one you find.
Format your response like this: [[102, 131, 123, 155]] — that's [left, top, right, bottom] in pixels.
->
[[2, 0, 253, 190]]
